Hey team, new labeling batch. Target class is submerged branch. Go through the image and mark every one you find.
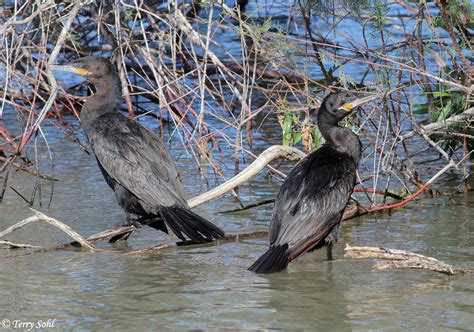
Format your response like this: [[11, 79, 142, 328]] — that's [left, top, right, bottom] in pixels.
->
[[0, 240, 41, 249], [124, 229, 269, 255]]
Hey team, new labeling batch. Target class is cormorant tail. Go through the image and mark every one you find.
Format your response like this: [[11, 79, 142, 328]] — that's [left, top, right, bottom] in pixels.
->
[[159, 206, 225, 243], [147, 219, 169, 234], [248, 244, 290, 274]]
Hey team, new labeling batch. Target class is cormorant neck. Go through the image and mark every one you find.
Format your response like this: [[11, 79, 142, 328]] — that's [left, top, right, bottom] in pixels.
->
[[87, 75, 122, 110], [79, 75, 122, 133], [318, 118, 361, 164]]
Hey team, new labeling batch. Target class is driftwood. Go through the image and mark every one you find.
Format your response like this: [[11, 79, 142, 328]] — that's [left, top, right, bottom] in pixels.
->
[[0, 140, 465, 273], [0, 144, 301, 252], [344, 244, 471, 276], [2, 210, 472, 279]]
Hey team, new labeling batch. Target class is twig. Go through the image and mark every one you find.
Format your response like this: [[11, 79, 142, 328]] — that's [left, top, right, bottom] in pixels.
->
[[0, 156, 57, 181], [219, 199, 275, 214], [400, 107, 474, 141], [0, 0, 55, 35], [368, 160, 456, 213], [16, 0, 82, 154]]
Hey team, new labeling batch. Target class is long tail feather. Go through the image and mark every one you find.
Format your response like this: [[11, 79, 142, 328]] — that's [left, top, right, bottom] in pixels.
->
[[248, 244, 290, 274], [159, 206, 225, 243]]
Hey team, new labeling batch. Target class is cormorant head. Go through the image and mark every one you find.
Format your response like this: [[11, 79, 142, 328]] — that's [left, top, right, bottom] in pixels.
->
[[317, 91, 354, 125], [50, 56, 117, 85], [317, 91, 377, 125], [323, 92, 351, 119]]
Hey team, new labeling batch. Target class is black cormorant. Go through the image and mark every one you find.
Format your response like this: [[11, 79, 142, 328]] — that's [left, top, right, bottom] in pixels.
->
[[52, 56, 224, 243], [248, 92, 361, 273]]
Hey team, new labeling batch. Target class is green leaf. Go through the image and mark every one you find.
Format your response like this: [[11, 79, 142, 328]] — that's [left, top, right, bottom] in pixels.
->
[[412, 103, 428, 114], [435, 100, 453, 122], [313, 127, 325, 149], [294, 131, 302, 145], [432, 91, 451, 98], [282, 113, 292, 146]]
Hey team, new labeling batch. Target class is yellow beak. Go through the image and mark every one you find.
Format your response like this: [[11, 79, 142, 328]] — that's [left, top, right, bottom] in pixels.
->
[[339, 94, 379, 111], [50, 64, 90, 76]]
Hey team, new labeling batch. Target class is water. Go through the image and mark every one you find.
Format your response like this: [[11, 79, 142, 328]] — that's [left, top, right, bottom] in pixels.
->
[[1, 2, 473, 330], [0, 115, 473, 330]]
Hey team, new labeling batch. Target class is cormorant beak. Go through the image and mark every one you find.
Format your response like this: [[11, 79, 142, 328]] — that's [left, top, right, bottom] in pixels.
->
[[50, 64, 90, 76], [339, 95, 378, 112]]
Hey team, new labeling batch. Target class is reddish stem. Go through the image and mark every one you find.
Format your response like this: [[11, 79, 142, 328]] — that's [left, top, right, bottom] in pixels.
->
[[367, 182, 430, 213]]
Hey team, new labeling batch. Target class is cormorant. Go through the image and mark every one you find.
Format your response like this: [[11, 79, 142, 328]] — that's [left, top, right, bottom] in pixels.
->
[[248, 92, 361, 273], [51, 56, 224, 243]]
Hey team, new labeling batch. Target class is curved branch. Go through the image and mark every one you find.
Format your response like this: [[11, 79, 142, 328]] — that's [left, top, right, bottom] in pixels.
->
[[187, 145, 306, 208]]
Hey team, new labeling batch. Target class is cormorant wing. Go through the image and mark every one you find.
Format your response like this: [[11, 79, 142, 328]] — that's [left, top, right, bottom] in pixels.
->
[[270, 146, 357, 249], [87, 113, 188, 208]]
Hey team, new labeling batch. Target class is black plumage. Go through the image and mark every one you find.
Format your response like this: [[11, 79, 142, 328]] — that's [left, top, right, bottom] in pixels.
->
[[249, 92, 361, 274], [52, 56, 224, 243]]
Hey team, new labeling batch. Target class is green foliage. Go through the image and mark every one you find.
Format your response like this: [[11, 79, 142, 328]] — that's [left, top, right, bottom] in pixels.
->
[[277, 110, 324, 151], [281, 112, 295, 146], [123, 8, 135, 20], [443, 0, 474, 25], [300, 0, 392, 45], [248, 18, 285, 42]]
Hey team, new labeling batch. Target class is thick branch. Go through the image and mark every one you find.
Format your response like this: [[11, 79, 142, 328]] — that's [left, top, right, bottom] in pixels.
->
[[187, 145, 306, 208]]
